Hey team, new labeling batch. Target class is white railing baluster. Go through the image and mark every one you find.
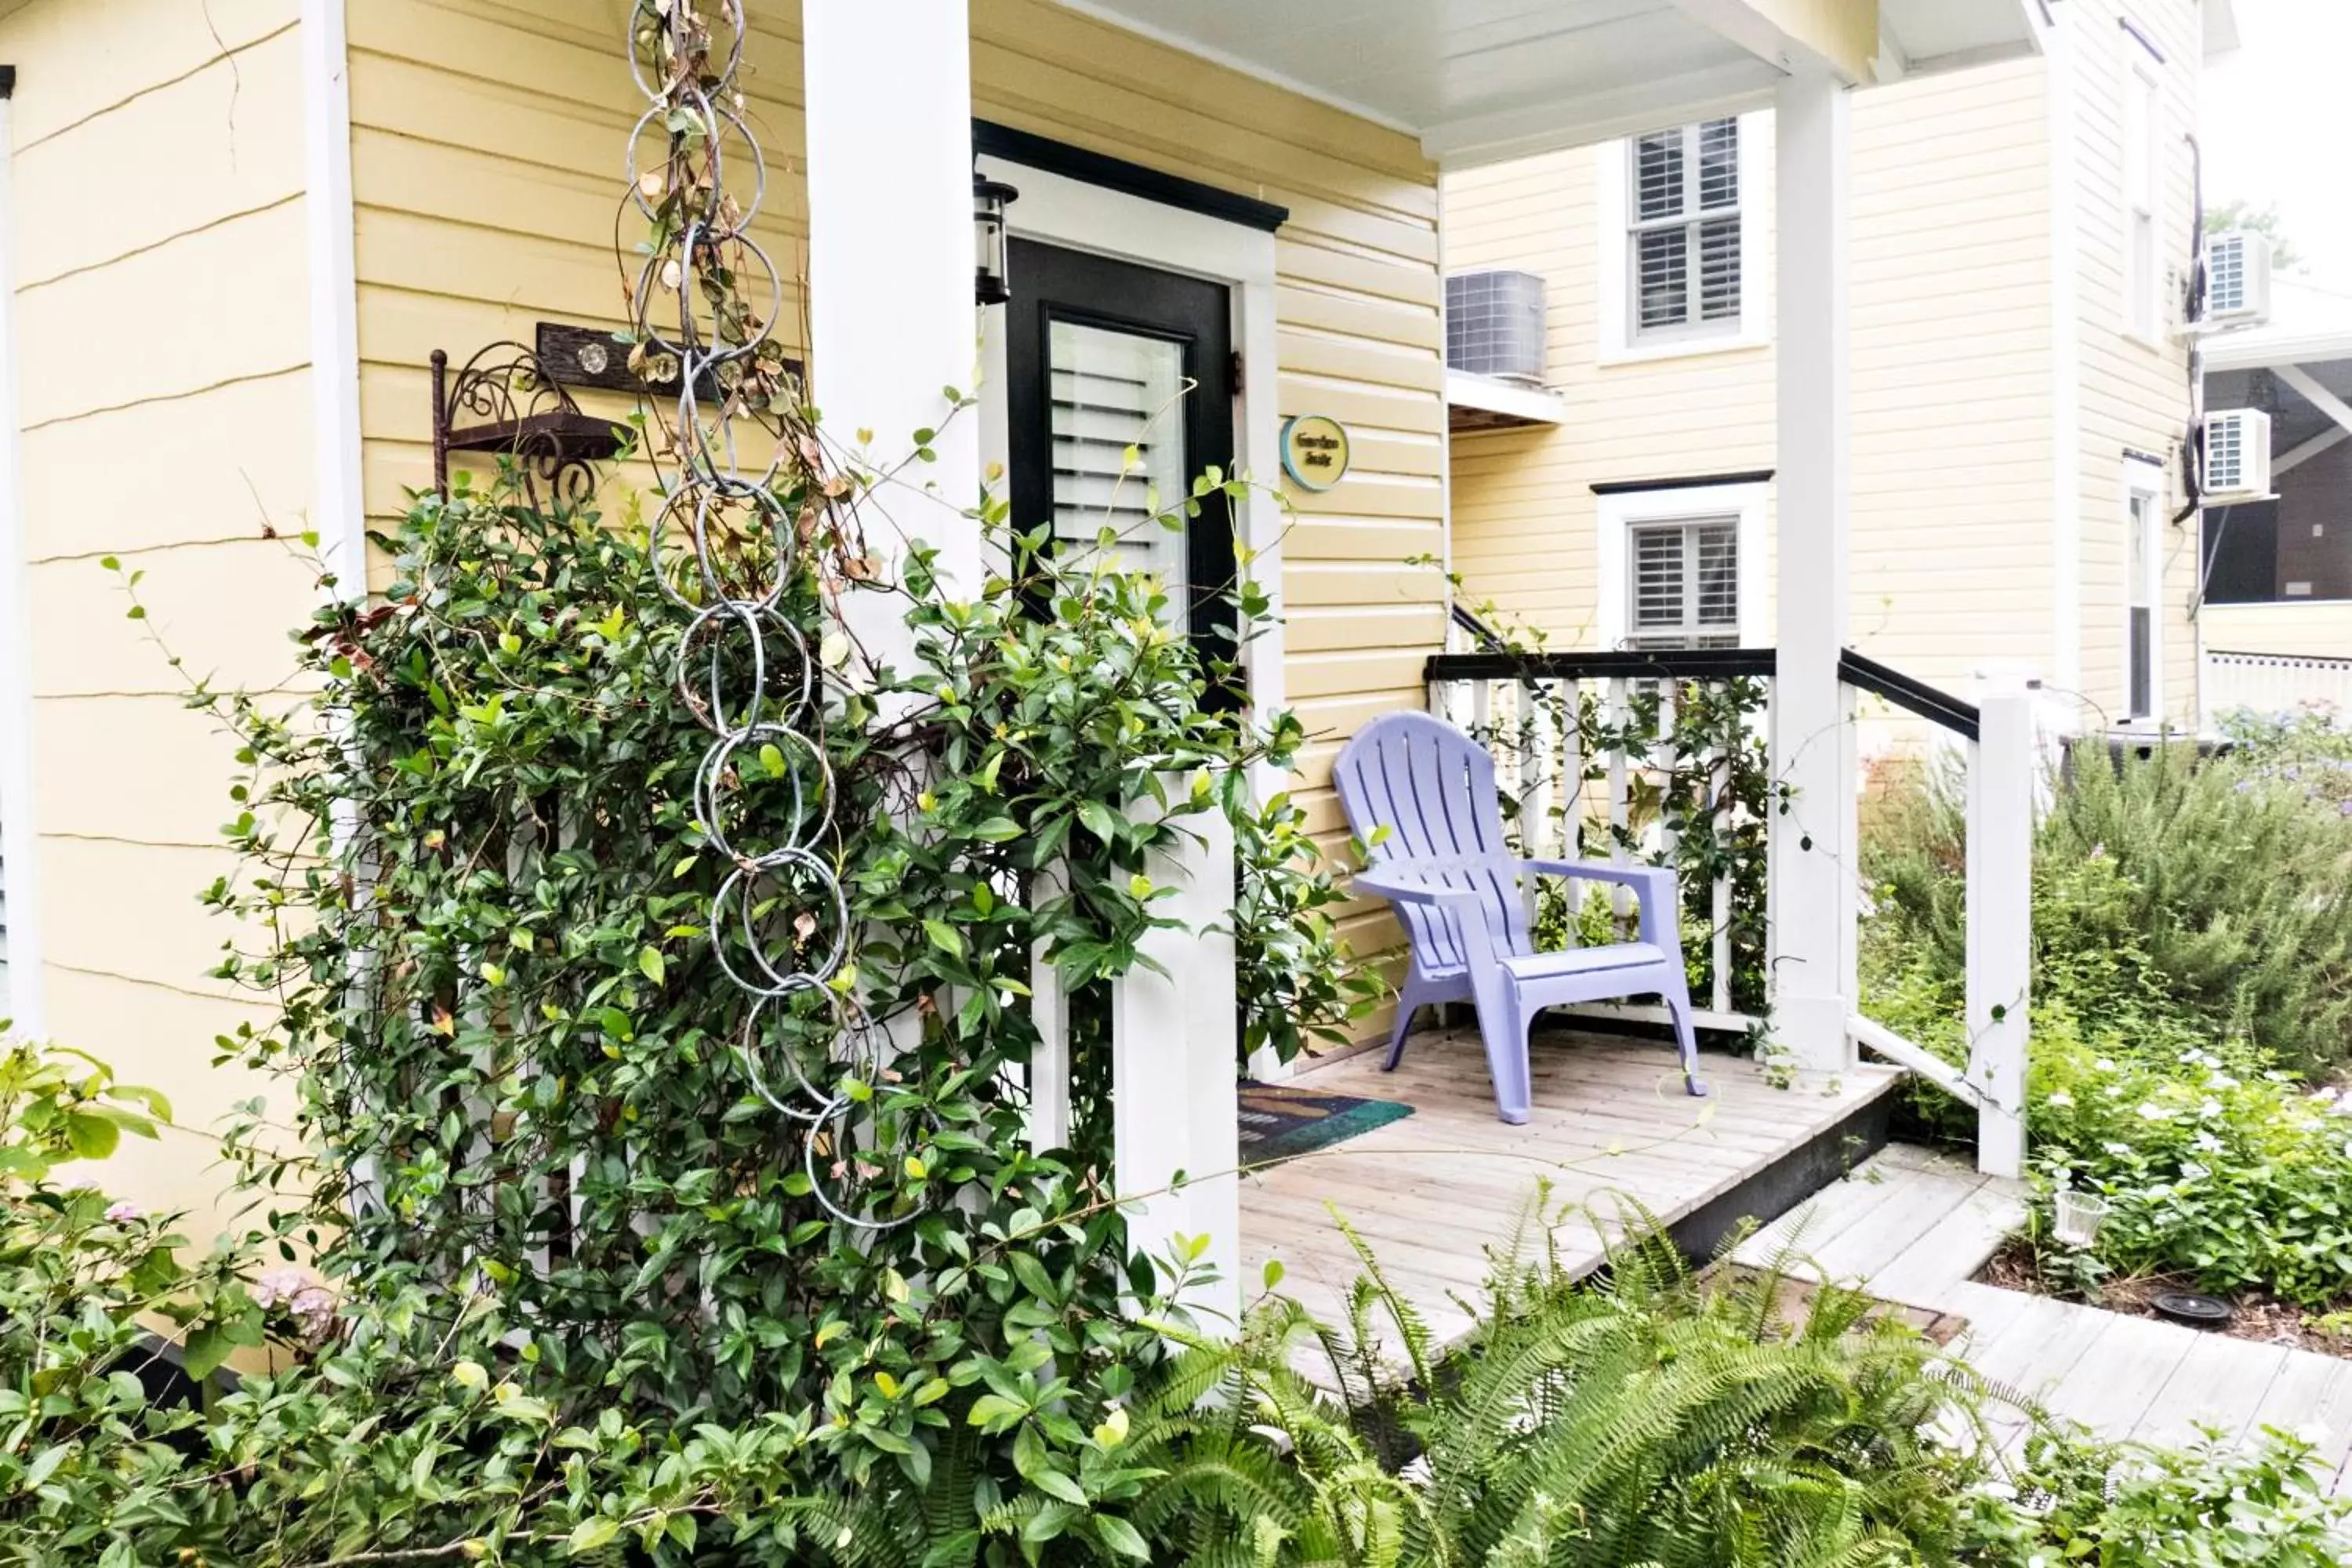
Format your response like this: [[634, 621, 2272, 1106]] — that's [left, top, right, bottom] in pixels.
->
[[1709, 691, 1733, 1014], [1606, 676, 1632, 924]]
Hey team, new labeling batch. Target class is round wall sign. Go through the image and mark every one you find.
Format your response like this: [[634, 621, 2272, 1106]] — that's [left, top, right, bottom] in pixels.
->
[[1280, 413, 1351, 492]]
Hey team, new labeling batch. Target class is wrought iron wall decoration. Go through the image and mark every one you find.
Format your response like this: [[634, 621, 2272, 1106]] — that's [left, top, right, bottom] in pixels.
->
[[625, 1, 902, 1229], [430, 342, 627, 511]]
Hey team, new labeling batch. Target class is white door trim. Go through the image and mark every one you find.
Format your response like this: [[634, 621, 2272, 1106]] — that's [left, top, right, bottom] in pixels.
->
[[1595, 480, 1769, 649], [975, 155, 1285, 728], [0, 82, 44, 1034], [301, 0, 365, 601]]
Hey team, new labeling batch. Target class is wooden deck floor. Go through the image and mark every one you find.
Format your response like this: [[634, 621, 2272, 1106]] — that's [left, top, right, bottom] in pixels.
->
[[1737, 1147, 2352, 1485], [1237, 1025, 1904, 1345]]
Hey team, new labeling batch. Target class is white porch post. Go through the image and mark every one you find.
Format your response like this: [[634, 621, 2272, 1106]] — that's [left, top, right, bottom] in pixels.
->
[[803, 1, 982, 652], [1111, 790, 1242, 1330], [1966, 681, 2034, 1179], [1769, 67, 1857, 1074]]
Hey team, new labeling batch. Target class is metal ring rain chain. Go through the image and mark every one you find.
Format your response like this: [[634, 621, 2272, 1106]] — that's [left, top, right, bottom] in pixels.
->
[[626, 1, 909, 1230]]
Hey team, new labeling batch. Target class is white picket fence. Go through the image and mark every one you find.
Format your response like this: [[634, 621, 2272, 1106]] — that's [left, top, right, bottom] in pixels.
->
[[2203, 649, 2352, 726]]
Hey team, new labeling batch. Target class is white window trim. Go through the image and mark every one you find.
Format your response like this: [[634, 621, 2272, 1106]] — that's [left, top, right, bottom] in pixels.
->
[[0, 84, 39, 1034], [1596, 111, 1769, 367], [2120, 38, 2165, 349], [2122, 455, 2166, 724], [974, 156, 1284, 732], [1596, 481, 1769, 650]]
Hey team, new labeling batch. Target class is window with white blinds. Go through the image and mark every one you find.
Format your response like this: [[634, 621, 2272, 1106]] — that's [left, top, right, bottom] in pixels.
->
[[1047, 319, 1189, 607], [1628, 518, 1740, 648], [1628, 118, 1742, 341]]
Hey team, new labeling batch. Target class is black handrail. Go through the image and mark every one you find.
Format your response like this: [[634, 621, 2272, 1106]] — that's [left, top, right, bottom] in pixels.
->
[[1425, 646, 1778, 683], [1422, 644, 1982, 742], [1447, 602, 1510, 652], [1835, 649, 1980, 741]]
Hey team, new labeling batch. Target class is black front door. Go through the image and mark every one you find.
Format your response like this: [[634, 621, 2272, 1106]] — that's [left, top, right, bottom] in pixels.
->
[[1005, 239, 1237, 667]]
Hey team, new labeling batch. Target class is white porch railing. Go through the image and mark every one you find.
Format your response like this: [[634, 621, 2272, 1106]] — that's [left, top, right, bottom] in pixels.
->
[[2202, 648, 2352, 726], [1427, 645, 1777, 1035], [1425, 642, 2036, 1179]]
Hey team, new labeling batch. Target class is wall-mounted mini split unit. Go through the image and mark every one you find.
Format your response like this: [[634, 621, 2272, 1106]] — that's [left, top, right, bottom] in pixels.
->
[[2201, 230, 2274, 327], [2201, 408, 2273, 504]]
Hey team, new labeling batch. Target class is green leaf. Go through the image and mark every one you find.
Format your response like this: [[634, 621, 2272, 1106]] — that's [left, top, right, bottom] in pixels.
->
[[182, 1322, 234, 1381], [1077, 800, 1122, 844], [923, 919, 964, 958], [1095, 1516, 1151, 1560], [637, 946, 666, 985], [567, 1517, 621, 1555], [64, 1112, 120, 1160]]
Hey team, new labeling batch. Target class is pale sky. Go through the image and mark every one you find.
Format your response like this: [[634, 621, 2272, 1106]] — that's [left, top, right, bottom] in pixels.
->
[[2201, 0, 2352, 288]]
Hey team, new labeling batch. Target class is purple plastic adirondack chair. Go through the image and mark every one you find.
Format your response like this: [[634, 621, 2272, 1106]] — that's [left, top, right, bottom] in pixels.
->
[[1334, 710, 1707, 1124]]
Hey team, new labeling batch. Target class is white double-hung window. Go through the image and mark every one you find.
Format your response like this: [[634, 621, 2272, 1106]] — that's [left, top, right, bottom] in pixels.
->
[[1629, 118, 1743, 342], [1628, 518, 1741, 648], [1598, 481, 1766, 652]]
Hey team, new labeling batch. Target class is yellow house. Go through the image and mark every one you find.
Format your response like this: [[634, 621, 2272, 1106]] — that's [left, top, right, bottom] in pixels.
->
[[1444, 0, 2237, 741], [0, 0, 2042, 1222]]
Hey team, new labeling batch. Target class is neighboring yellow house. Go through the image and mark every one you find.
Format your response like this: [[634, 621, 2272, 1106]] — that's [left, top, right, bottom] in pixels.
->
[[1443, 0, 2236, 741], [0, 0, 2036, 1221]]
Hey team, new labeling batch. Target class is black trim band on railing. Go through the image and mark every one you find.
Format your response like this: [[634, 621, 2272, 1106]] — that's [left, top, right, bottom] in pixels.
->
[[1838, 649, 1980, 741], [973, 120, 1290, 233], [1427, 647, 1778, 684], [1589, 469, 1773, 496]]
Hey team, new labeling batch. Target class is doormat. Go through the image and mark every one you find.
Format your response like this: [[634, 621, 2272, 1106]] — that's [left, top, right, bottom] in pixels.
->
[[1238, 1081, 1414, 1165]]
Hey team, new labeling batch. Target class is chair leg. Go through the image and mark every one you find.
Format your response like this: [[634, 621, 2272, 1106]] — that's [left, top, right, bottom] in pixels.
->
[[1383, 999, 1417, 1071], [1664, 981, 1708, 1098], [1472, 988, 1534, 1126]]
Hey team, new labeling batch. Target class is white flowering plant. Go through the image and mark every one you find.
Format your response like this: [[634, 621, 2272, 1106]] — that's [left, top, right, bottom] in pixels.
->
[[2022, 1018, 2352, 1308]]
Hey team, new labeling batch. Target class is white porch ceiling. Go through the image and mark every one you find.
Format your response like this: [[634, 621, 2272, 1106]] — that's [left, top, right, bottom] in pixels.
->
[[1058, 0, 2038, 166]]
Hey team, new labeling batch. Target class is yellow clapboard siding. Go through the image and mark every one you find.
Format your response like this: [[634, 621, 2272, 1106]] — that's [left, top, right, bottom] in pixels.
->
[[20, 371, 314, 561], [5, 0, 294, 149], [16, 199, 311, 430], [0, 0, 324, 1189], [27, 540, 318, 700], [13, 26, 305, 288]]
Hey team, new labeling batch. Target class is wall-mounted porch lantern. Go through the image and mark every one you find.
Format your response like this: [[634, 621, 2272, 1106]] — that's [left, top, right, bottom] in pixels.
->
[[974, 174, 1018, 305]]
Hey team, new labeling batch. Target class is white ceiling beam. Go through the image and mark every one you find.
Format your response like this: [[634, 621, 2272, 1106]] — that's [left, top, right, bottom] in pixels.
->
[[2275, 363, 2352, 444], [1665, 0, 1803, 73], [1421, 56, 1779, 166], [2275, 426, 2349, 477]]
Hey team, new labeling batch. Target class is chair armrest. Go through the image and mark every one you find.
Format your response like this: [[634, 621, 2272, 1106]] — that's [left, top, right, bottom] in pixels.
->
[[1521, 859, 1677, 950], [1348, 866, 1499, 968], [1348, 866, 1487, 909]]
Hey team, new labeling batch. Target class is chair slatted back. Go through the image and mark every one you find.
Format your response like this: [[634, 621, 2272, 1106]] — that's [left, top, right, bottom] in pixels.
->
[[1333, 712, 1534, 968]]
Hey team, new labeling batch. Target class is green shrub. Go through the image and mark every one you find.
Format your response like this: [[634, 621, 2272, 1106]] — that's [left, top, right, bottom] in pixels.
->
[[1868, 740, 2352, 1080], [1969, 1424, 2352, 1566]]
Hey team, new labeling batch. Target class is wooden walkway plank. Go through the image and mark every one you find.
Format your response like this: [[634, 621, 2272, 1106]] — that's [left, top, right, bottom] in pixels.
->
[[2134, 1334, 2294, 1448], [2033, 1312, 2200, 1436], [1870, 1179, 2026, 1308]]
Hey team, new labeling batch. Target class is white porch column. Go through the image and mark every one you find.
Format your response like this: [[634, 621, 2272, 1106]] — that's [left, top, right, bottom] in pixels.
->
[[1768, 67, 1857, 1074], [804, 2, 982, 655], [1111, 790, 1242, 1330]]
